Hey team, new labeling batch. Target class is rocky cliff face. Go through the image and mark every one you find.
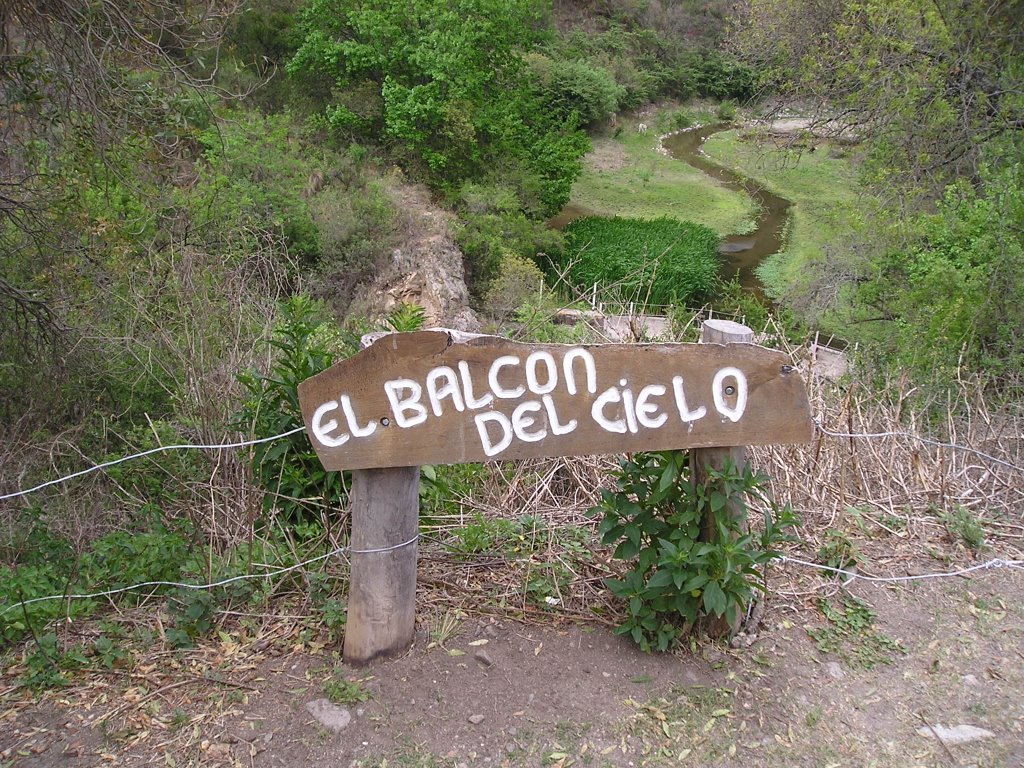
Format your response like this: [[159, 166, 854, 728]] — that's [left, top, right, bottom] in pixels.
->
[[346, 180, 480, 332]]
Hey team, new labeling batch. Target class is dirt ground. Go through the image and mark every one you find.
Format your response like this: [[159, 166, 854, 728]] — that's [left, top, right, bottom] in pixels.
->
[[3, 562, 1022, 768]]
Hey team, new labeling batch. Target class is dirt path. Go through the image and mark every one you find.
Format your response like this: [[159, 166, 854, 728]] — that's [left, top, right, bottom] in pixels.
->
[[4, 566, 1021, 767]]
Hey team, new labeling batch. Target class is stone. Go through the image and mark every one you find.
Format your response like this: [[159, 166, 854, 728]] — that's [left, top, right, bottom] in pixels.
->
[[473, 649, 494, 667], [916, 724, 996, 745], [824, 661, 845, 680], [960, 674, 980, 686], [305, 699, 352, 732], [468, 714, 485, 725]]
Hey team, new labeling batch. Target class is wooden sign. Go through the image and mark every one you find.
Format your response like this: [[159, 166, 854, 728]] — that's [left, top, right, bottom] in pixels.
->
[[299, 330, 812, 470]]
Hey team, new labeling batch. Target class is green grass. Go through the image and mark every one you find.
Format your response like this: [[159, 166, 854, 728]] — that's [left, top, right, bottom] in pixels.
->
[[701, 130, 874, 296], [570, 124, 756, 236]]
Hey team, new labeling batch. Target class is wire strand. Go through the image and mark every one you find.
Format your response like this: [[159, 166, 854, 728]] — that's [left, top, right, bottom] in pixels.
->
[[0, 426, 307, 501], [814, 420, 1024, 474], [0, 533, 420, 619], [778, 555, 1023, 583]]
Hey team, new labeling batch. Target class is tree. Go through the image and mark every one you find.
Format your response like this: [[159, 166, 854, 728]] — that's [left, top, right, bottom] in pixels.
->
[[288, 0, 588, 214], [1, 0, 236, 346], [857, 163, 1024, 382], [729, 0, 1024, 201]]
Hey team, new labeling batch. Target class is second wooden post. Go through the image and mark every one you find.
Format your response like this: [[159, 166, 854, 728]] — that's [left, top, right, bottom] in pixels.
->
[[691, 319, 755, 635]]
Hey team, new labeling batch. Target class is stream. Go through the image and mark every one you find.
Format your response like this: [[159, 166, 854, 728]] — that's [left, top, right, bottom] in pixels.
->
[[663, 124, 791, 295], [552, 124, 793, 299]]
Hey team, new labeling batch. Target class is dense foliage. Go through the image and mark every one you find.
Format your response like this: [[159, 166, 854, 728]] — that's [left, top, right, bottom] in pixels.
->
[[560, 216, 720, 307], [288, 0, 589, 216], [596, 452, 797, 651], [855, 164, 1024, 383]]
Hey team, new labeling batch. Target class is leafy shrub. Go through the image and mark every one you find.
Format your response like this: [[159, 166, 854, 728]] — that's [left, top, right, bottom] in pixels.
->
[[1, 520, 190, 646], [310, 177, 396, 312], [385, 302, 428, 333], [527, 55, 625, 127], [691, 52, 757, 102], [455, 182, 564, 298], [290, 0, 589, 208], [595, 452, 797, 651], [234, 296, 353, 523], [195, 112, 322, 267], [483, 253, 547, 320], [560, 216, 720, 308], [940, 505, 986, 551], [656, 109, 695, 134], [715, 100, 738, 122]]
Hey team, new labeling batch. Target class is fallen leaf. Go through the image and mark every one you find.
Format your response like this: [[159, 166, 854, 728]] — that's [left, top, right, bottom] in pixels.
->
[[467, 639, 488, 647]]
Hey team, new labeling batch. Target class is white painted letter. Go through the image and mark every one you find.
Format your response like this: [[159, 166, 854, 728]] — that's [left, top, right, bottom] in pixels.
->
[[563, 348, 597, 395], [542, 394, 578, 436], [340, 394, 376, 438], [512, 401, 546, 442], [712, 367, 747, 422], [525, 351, 558, 395], [459, 360, 494, 409], [635, 384, 668, 429], [475, 411, 513, 457], [488, 355, 525, 399], [619, 379, 639, 434], [311, 400, 350, 447], [426, 366, 466, 417], [384, 379, 429, 428], [592, 386, 627, 433], [671, 376, 707, 423]]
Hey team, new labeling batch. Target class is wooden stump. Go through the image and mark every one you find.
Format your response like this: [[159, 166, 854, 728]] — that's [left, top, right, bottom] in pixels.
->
[[342, 466, 419, 665]]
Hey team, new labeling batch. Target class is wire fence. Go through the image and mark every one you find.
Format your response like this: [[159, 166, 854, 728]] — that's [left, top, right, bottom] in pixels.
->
[[1, 414, 1022, 622]]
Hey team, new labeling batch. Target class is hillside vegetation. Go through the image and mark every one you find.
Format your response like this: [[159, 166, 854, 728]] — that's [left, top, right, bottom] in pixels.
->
[[1, 4, 1022, 757]]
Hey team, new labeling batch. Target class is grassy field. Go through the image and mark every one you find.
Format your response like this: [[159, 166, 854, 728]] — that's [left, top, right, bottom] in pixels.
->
[[701, 129, 875, 296], [570, 123, 757, 236]]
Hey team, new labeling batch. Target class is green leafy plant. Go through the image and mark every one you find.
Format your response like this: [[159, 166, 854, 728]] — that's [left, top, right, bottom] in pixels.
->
[[385, 302, 428, 333], [323, 674, 370, 705], [559, 216, 720, 308], [321, 598, 347, 643], [234, 296, 351, 523], [595, 452, 798, 651], [448, 513, 518, 555], [809, 596, 906, 669], [939, 505, 986, 551], [816, 528, 861, 576], [19, 633, 89, 691]]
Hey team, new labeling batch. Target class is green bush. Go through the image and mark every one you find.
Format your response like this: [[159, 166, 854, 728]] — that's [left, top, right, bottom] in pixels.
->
[[482, 253, 547, 320], [455, 181, 564, 298], [527, 55, 625, 127], [559, 216, 720, 308], [1, 519, 191, 646], [234, 296, 353, 523], [595, 452, 798, 651]]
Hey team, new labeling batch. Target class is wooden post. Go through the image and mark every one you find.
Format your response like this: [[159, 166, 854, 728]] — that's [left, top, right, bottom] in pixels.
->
[[343, 466, 420, 665], [691, 319, 754, 636]]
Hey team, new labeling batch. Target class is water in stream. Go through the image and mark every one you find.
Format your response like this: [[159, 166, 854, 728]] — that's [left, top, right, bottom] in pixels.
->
[[551, 124, 793, 299], [663, 124, 791, 296]]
